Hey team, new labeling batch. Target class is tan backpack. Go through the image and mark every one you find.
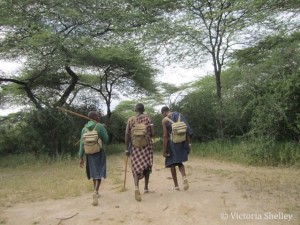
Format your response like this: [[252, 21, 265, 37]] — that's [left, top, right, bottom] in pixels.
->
[[164, 114, 187, 143], [130, 117, 149, 148], [82, 124, 102, 154]]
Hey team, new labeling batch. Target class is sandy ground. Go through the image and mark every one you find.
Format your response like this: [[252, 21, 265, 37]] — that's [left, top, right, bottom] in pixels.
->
[[1, 155, 299, 225]]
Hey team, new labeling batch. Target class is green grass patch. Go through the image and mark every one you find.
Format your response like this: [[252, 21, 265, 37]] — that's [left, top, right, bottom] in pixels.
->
[[192, 140, 249, 163], [192, 139, 300, 167]]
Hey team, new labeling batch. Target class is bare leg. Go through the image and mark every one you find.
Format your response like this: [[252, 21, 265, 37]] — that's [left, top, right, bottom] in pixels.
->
[[133, 175, 139, 188], [178, 164, 189, 191], [170, 165, 179, 188], [144, 169, 150, 192], [92, 179, 101, 206], [94, 179, 101, 194], [178, 164, 186, 178], [93, 179, 96, 189], [133, 174, 141, 201]]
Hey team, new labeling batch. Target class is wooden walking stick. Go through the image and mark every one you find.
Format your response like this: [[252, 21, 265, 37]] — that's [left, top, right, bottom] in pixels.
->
[[56, 106, 98, 123], [123, 155, 129, 191]]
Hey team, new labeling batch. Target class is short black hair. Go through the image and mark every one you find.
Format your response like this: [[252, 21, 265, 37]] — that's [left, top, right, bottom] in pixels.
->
[[161, 106, 170, 114], [135, 103, 145, 113]]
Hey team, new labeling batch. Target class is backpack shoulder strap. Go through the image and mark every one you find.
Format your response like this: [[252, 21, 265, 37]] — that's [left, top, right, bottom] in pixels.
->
[[177, 113, 181, 122], [135, 116, 140, 124], [83, 127, 89, 133], [92, 123, 99, 131], [84, 123, 99, 133]]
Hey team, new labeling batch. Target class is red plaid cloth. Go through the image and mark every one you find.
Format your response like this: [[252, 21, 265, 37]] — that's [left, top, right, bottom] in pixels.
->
[[128, 114, 153, 176]]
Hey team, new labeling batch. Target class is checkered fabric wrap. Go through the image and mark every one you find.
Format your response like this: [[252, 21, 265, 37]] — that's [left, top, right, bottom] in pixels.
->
[[129, 115, 153, 176]]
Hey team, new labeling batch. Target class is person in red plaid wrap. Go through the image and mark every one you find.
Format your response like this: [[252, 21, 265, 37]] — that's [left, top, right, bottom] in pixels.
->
[[125, 103, 154, 201]]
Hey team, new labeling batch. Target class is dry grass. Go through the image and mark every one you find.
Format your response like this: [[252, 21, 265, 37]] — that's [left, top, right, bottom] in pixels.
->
[[0, 159, 91, 207], [234, 167, 300, 216], [0, 152, 299, 222], [192, 159, 300, 220], [0, 154, 133, 207]]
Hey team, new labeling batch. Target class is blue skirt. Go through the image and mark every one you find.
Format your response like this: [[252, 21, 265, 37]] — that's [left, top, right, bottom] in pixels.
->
[[165, 140, 189, 167], [86, 150, 106, 179]]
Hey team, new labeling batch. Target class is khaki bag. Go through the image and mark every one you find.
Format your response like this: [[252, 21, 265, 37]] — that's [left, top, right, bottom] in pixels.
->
[[131, 117, 149, 148], [82, 124, 102, 154], [164, 114, 187, 143]]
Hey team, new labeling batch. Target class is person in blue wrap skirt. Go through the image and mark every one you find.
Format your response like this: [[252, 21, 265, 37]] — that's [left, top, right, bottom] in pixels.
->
[[79, 111, 109, 206], [161, 106, 193, 191]]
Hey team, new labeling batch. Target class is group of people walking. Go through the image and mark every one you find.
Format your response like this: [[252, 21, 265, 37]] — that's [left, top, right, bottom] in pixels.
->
[[78, 103, 193, 205]]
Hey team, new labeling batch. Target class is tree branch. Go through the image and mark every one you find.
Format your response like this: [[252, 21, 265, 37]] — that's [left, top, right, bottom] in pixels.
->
[[54, 66, 79, 107]]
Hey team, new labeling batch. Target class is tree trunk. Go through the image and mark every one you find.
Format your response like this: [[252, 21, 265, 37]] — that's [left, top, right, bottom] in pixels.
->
[[214, 64, 224, 139]]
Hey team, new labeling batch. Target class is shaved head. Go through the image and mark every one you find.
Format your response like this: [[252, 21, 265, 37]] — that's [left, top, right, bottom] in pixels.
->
[[161, 106, 170, 114], [135, 103, 145, 113], [88, 111, 100, 120]]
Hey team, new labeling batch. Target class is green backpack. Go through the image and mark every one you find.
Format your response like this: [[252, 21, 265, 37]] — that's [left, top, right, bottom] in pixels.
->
[[164, 114, 187, 143], [130, 117, 149, 148], [82, 124, 102, 154]]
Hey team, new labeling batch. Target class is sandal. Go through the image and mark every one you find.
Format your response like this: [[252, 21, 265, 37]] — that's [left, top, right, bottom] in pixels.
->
[[172, 187, 180, 191], [92, 192, 98, 206], [183, 178, 189, 191], [135, 190, 142, 201], [144, 190, 150, 194]]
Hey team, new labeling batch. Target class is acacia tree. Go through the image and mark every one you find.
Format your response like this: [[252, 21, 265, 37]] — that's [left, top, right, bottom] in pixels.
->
[[0, 0, 166, 111], [147, 0, 299, 138], [232, 32, 300, 141], [0, 0, 162, 155], [74, 44, 157, 119]]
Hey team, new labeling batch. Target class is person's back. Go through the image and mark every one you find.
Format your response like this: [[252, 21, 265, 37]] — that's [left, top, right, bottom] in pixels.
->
[[78, 111, 109, 206], [161, 106, 193, 191], [125, 103, 154, 201]]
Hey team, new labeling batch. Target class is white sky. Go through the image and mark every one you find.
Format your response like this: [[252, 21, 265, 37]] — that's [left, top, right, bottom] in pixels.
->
[[160, 61, 213, 84], [0, 61, 22, 73]]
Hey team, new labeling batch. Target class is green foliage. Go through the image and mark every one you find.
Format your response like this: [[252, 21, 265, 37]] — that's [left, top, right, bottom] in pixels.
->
[[173, 75, 218, 141], [220, 69, 253, 137], [151, 113, 164, 139], [77, 44, 157, 95], [245, 138, 300, 166], [1, 0, 300, 168], [0, 112, 30, 155], [232, 32, 300, 141], [0, 108, 84, 156], [26, 109, 82, 155], [107, 112, 128, 143], [0, 0, 159, 117]]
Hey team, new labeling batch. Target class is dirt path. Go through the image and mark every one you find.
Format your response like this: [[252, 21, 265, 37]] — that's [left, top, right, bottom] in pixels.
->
[[1, 155, 299, 225]]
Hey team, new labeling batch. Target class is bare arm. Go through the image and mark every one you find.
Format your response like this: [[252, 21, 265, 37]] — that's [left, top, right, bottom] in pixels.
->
[[162, 119, 169, 157], [148, 117, 154, 137], [124, 120, 131, 155]]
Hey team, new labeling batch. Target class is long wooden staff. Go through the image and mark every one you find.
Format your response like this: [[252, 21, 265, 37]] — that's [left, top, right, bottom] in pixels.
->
[[56, 106, 98, 123], [123, 155, 129, 190]]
